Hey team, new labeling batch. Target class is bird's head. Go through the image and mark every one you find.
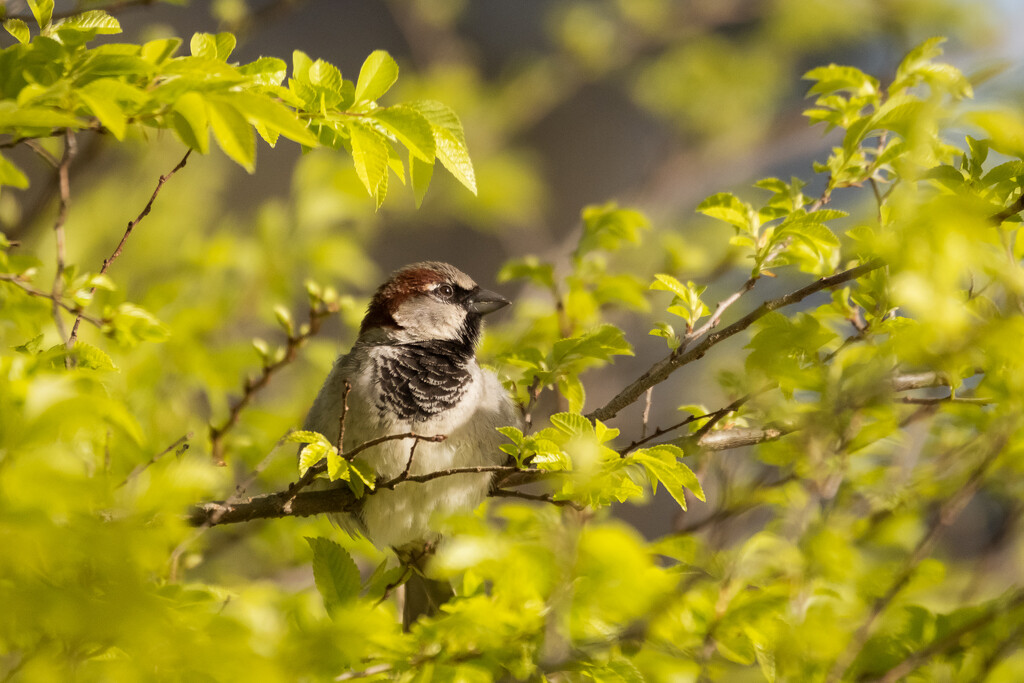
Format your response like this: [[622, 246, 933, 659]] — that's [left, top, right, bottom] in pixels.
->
[[359, 262, 510, 346]]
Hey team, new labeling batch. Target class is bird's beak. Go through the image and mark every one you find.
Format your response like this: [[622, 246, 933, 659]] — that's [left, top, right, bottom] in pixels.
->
[[466, 289, 510, 315]]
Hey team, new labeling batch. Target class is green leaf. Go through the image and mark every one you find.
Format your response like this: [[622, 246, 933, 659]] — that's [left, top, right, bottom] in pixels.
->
[[207, 98, 255, 172], [286, 430, 332, 446], [370, 105, 435, 162], [410, 153, 433, 207], [497, 256, 555, 290], [577, 202, 650, 259], [696, 192, 754, 232], [0, 154, 29, 189], [140, 37, 181, 64], [170, 92, 210, 154], [348, 119, 389, 202], [67, 342, 118, 371], [27, 0, 53, 29], [354, 50, 399, 103], [52, 10, 121, 35], [298, 442, 329, 474], [550, 412, 593, 436], [632, 445, 704, 510], [210, 92, 318, 147], [411, 100, 476, 195], [558, 375, 586, 413], [0, 103, 82, 131], [3, 19, 30, 44], [308, 58, 343, 93], [305, 537, 360, 611], [189, 32, 218, 59], [213, 32, 236, 61], [76, 81, 127, 140]]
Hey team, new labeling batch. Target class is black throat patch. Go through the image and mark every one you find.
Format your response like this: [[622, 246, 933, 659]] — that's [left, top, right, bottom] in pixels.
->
[[372, 340, 475, 422]]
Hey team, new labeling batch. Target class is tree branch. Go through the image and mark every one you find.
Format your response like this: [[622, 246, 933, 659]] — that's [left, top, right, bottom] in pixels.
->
[[188, 463, 533, 527], [828, 435, 1006, 681], [51, 131, 76, 342], [67, 148, 191, 349], [587, 258, 885, 422], [208, 298, 338, 465], [866, 588, 1024, 683], [0, 273, 105, 327]]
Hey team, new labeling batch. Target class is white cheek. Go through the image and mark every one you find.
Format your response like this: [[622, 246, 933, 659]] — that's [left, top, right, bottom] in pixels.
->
[[392, 299, 466, 340]]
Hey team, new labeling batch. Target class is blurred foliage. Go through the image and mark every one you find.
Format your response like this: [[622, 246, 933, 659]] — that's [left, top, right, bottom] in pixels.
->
[[2, 1, 1024, 682]]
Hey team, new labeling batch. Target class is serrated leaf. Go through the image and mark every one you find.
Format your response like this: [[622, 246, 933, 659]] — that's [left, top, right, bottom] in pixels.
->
[[27, 0, 53, 29], [411, 100, 476, 195], [52, 10, 120, 35], [285, 430, 332, 446], [370, 105, 435, 162], [207, 98, 255, 171], [68, 342, 118, 371], [306, 537, 360, 611], [308, 58, 342, 93], [550, 412, 593, 436], [355, 50, 399, 103], [4, 19, 30, 44], [697, 192, 753, 232], [213, 32, 236, 60], [298, 441, 328, 474]]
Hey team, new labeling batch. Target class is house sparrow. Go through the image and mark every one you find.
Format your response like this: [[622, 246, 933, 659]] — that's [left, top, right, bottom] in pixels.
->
[[303, 262, 518, 624]]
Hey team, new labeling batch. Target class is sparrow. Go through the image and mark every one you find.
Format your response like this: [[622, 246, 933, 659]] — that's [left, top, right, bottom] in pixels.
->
[[302, 261, 519, 625]]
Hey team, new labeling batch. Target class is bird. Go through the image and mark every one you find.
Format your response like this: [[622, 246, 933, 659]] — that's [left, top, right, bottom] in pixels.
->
[[302, 261, 519, 627]]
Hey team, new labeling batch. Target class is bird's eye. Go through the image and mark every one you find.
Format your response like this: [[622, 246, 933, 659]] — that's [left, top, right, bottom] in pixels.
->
[[437, 284, 455, 298]]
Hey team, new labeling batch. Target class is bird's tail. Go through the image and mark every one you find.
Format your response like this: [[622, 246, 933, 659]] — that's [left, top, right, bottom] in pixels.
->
[[402, 570, 454, 630]]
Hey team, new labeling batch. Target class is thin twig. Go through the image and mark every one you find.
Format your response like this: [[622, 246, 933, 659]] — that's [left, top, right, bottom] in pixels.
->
[[52, 131, 76, 343], [0, 274, 105, 327], [866, 588, 1024, 683], [686, 276, 758, 342], [490, 488, 583, 509], [828, 436, 1006, 682], [587, 258, 885, 422], [336, 379, 351, 457], [640, 387, 653, 439], [189, 464, 532, 527], [116, 433, 192, 489], [66, 149, 192, 349], [208, 299, 338, 464]]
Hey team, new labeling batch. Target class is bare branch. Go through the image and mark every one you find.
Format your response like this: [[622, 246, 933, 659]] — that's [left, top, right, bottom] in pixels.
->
[[67, 148, 192, 349], [866, 588, 1024, 683], [188, 463, 531, 527], [490, 488, 582, 509], [0, 273, 105, 327], [51, 131, 76, 342], [828, 435, 1006, 682], [587, 258, 885, 422], [686, 276, 758, 342], [116, 433, 192, 489], [208, 299, 339, 464]]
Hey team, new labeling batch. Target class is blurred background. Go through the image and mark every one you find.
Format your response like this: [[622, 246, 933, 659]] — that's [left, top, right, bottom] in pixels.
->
[[5, 0, 1024, 562]]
